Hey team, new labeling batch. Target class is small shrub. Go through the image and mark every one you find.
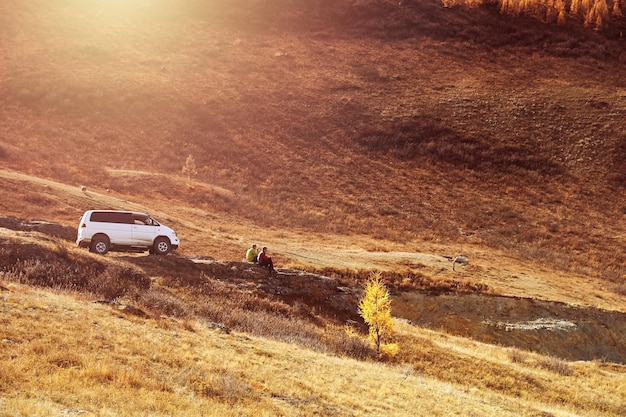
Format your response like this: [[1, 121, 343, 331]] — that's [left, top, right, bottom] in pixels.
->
[[535, 355, 573, 376], [0, 142, 9, 159], [327, 325, 373, 360], [614, 281, 626, 296], [48, 352, 84, 369], [212, 369, 253, 405], [138, 289, 191, 318], [182, 154, 198, 187], [508, 348, 529, 364], [84, 363, 115, 383], [182, 318, 196, 332], [51, 243, 70, 261], [90, 265, 151, 301], [185, 368, 252, 404], [379, 342, 399, 361]]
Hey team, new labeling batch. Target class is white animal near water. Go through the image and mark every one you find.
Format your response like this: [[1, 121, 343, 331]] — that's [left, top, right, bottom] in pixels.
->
[[452, 255, 469, 271]]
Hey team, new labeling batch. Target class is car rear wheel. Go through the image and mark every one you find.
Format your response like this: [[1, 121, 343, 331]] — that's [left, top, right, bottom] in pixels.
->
[[90, 236, 110, 255], [153, 237, 171, 255]]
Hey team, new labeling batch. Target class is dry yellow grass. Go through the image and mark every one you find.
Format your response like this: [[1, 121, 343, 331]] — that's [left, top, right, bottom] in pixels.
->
[[1, 283, 625, 417]]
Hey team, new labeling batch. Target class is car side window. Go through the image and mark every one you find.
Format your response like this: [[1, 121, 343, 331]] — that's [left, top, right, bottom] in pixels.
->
[[91, 211, 132, 224], [133, 215, 151, 225]]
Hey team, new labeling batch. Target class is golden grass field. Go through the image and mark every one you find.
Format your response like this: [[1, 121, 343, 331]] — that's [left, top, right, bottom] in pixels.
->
[[1, 0, 625, 415], [2, 282, 625, 417]]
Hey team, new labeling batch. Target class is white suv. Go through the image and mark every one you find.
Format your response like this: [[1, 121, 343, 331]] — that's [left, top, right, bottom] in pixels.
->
[[76, 210, 179, 255]]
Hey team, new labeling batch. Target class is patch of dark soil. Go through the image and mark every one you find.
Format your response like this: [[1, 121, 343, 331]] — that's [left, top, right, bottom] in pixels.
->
[[120, 254, 205, 284], [255, 267, 362, 325], [125, 256, 364, 326], [0, 215, 76, 242], [395, 292, 626, 363], [0, 237, 150, 300]]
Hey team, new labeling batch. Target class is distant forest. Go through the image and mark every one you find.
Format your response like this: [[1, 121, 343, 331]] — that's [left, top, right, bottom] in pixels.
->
[[443, 0, 624, 29]]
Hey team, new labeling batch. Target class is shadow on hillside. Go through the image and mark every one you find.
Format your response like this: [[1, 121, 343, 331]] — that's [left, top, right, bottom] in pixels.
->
[[355, 116, 564, 175]]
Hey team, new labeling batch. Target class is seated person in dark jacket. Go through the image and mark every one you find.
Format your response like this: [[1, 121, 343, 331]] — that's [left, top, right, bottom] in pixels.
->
[[257, 246, 274, 273]]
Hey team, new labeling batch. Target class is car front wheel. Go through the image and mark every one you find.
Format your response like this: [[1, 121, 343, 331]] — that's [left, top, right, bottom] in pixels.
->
[[153, 237, 171, 255]]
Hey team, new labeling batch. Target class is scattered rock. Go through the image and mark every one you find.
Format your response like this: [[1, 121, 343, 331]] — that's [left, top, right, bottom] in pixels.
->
[[452, 255, 469, 271], [208, 322, 231, 334], [489, 318, 578, 332], [93, 300, 147, 317], [61, 409, 89, 415]]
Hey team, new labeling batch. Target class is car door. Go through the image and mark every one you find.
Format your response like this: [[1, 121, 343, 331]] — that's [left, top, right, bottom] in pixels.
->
[[131, 213, 156, 247], [91, 211, 133, 246]]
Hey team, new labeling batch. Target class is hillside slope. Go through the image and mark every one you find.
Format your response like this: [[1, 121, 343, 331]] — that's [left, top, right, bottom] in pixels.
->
[[2, 282, 624, 417], [0, 0, 624, 283], [1, 209, 625, 415], [1, 171, 625, 363], [1, 168, 625, 313]]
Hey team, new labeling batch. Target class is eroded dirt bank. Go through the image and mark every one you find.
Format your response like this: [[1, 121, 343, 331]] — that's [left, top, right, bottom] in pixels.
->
[[132, 254, 626, 363], [394, 292, 626, 363]]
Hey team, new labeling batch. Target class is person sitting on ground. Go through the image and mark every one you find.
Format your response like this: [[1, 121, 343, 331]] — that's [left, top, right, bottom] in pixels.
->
[[257, 246, 275, 273], [245, 244, 259, 263]]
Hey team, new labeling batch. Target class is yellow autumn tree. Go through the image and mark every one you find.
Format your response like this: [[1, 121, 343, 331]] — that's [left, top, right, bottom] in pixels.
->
[[556, 0, 567, 24], [585, 0, 610, 28], [613, 0, 623, 16], [358, 272, 395, 356], [181, 154, 198, 187]]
